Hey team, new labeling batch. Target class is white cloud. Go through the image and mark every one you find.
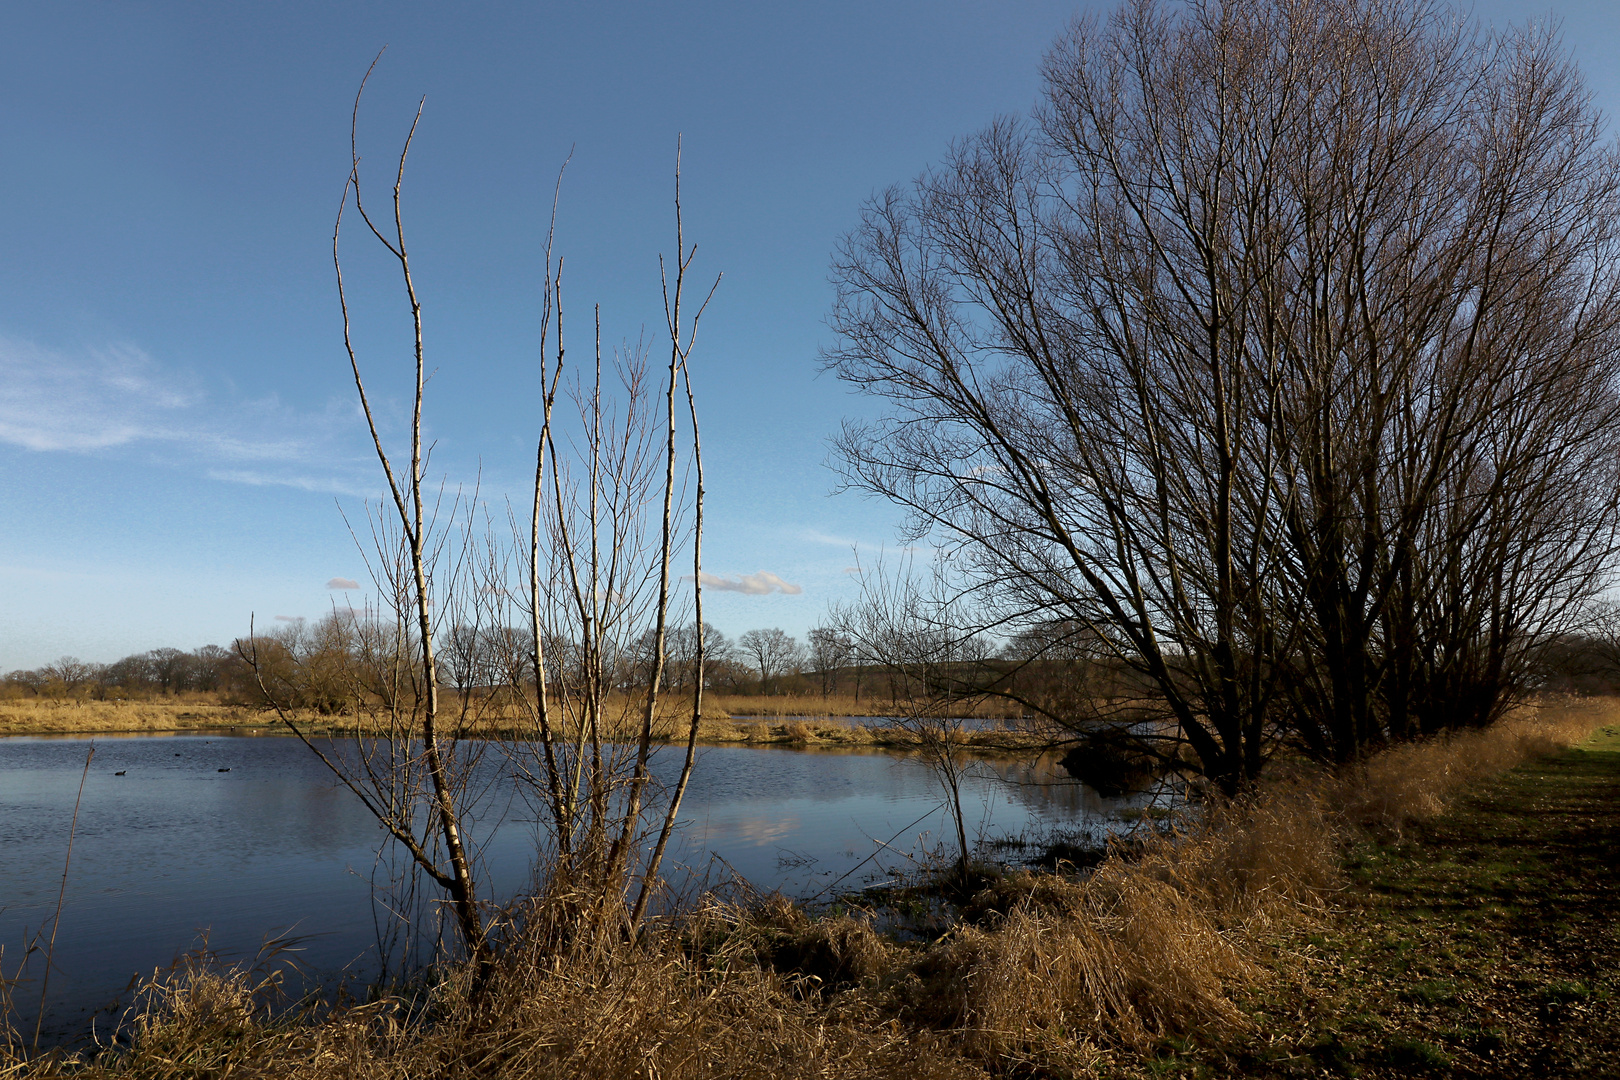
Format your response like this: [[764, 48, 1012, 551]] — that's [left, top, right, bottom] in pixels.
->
[[0, 334, 373, 494], [327, 577, 360, 590], [274, 615, 303, 622], [697, 570, 803, 596]]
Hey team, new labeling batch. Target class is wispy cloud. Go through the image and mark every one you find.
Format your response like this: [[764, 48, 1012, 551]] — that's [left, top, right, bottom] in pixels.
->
[[800, 528, 864, 549], [0, 339, 195, 451], [206, 469, 374, 497], [0, 334, 373, 494], [697, 570, 803, 596], [327, 577, 360, 590], [274, 615, 303, 623]]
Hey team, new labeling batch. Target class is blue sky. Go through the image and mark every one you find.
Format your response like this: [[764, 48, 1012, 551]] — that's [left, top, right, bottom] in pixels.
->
[[2, 1, 1617, 670]]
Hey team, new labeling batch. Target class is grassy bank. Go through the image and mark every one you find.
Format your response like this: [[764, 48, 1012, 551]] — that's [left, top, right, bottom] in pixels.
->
[[707, 692, 1027, 722], [1143, 710, 1620, 1078], [5, 699, 1613, 1078]]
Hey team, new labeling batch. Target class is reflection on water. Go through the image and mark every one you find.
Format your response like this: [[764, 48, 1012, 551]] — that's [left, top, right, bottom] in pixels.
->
[[0, 733, 1163, 1042]]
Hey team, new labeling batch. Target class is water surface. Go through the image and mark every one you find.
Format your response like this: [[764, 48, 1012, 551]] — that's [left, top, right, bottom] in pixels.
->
[[1, 733, 1147, 1041]]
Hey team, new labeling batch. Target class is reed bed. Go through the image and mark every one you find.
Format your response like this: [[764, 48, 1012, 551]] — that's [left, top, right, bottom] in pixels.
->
[[0, 696, 1041, 752], [4, 697, 1611, 1078], [0, 699, 250, 737], [709, 693, 1026, 722]]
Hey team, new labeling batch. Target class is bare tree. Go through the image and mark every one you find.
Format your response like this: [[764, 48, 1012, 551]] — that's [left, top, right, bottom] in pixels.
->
[[486, 138, 720, 940], [38, 657, 100, 700], [736, 628, 804, 694], [243, 58, 497, 973], [242, 72, 721, 971], [643, 621, 730, 691], [825, 0, 1620, 791]]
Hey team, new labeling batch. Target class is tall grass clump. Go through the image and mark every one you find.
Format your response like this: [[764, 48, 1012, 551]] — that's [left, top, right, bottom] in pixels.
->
[[13, 905, 979, 1080], [894, 778, 1340, 1069], [1334, 696, 1618, 836]]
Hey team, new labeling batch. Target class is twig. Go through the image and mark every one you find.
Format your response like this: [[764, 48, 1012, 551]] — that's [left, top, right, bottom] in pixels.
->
[[33, 744, 93, 1054], [807, 804, 942, 902]]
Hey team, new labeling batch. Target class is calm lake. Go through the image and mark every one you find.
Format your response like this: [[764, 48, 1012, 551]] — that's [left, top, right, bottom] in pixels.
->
[[2, 732, 1154, 1042]]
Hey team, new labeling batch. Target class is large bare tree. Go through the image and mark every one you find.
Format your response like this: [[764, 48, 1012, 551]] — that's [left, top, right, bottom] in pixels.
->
[[825, 0, 1620, 791]]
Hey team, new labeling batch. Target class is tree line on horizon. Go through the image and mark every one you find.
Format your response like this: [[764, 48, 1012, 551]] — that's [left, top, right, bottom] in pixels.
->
[[0, 619, 866, 705], [7, 615, 1620, 711]]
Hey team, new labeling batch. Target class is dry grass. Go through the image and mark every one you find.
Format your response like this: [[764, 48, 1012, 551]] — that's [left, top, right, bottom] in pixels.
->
[[8, 910, 981, 1080], [709, 693, 1026, 721], [0, 694, 1046, 752], [1332, 695, 1619, 837], [0, 699, 253, 737], [887, 773, 1343, 1069], [6, 697, 1611, 1078]]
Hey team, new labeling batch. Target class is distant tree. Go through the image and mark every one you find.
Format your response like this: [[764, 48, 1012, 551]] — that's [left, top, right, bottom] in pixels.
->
[[145, 647, 192, 694], [661, 622, 731, 691], [737, 628, 804, 694], [806, 625, 853, 697], [439, 624, 490, 691], [190, 645, 232, 692], [97, 653, 151, 695], [4, 668, 46, 696], [39, 656, 100, 699], [477, 626, 534, 697]]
